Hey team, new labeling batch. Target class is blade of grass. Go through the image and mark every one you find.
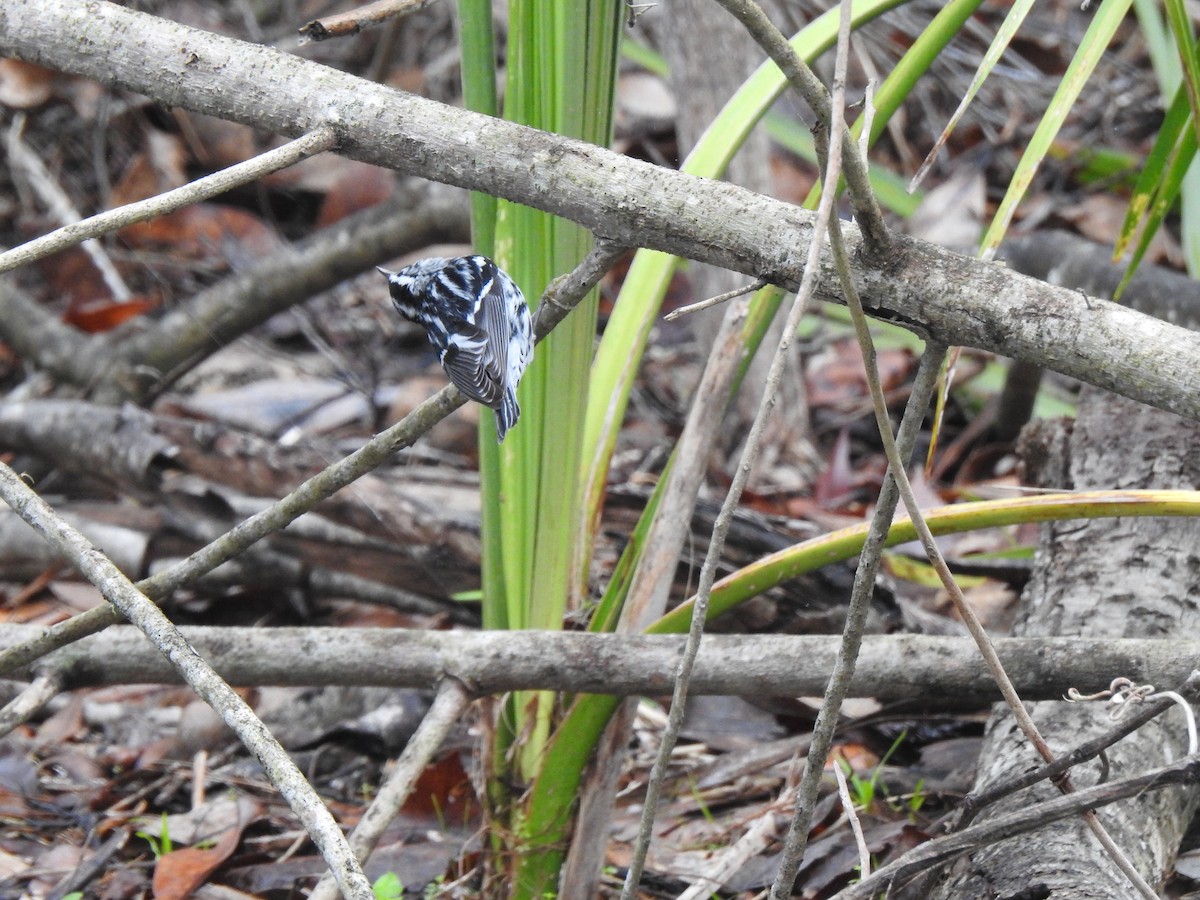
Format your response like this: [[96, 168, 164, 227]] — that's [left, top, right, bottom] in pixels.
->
[[910, 0, 1037, 190], [455, 0, 498, 253], [1163, 0, 1200, 147], [651, 489, 1200, 633], [1114, 120, 1196, 300], [490, 1, 622, 895], [979, 0, 1134, 258]]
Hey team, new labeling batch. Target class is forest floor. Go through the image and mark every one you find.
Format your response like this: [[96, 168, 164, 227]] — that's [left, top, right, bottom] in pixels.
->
[[0, 1, 1194, 898]]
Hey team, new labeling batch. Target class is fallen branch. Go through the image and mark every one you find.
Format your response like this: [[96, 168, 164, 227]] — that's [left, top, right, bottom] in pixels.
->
[[5, 625, 1198, 701]]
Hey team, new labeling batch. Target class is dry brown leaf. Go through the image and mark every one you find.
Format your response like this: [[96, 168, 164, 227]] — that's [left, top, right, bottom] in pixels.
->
[[0, 59, 56, 108]]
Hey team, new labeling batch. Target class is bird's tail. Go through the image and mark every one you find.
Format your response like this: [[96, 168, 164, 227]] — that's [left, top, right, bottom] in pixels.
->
[[494, 388, 521, 442]]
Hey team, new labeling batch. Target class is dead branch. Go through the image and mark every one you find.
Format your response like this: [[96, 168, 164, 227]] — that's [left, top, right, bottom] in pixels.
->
[[4, 626, 1197, 702]]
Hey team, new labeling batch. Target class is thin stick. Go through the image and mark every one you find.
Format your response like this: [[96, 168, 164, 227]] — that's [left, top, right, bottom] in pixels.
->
[[663, 279, 766, 320], [0, 125, 338, 276], [619, 6, 853, 890], [299, 0, 438, 42], [835, 755, 1200, 900], [308, 678, 472, 900], [956, 672, 1200, 828], [769, 346, 944, 891], [0, 671, 62, 737], [711, 0, 890, 257], [6, 116, 131, 298], [767, 2, 909, 891], [833, 762, 871, 878]]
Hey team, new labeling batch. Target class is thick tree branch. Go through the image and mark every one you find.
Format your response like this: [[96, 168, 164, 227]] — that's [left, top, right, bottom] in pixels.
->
[[3, 1, 1200, 423]]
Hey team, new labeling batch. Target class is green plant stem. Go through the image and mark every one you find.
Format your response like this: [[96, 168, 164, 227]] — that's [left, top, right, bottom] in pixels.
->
[[456, 0, 498, 253], [488, 2, 623, 895], [653, 488, 1200, 633]]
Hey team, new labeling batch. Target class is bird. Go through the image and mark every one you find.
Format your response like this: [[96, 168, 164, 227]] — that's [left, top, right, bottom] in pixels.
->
[[378, 255, 534, 442]]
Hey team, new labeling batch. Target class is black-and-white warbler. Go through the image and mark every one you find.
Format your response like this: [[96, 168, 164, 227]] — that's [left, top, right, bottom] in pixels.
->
[[378, 255, 534, 442]]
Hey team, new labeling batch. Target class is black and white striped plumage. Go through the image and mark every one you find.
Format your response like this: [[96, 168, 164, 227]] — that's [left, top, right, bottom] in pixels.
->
[[378, 255, 534, 442]]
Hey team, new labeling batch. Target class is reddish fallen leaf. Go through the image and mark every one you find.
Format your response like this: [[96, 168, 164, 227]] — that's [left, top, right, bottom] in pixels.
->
[[35, 246, 112, 308], [812, 426, 855, 510], [171, 110, 257, 170], [109, 134, 188, 207], [402, 752, 480, 826], [34, 694, 85, 748], [118, 203, 284, 268], [64, 296, 159, 333], [808, 338, 914, 409], [151, 810, 251, 900], [314, 159, 397, 227]]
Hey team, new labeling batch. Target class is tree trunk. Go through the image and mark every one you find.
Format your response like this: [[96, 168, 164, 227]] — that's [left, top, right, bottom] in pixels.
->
[[926, 387, 1200, 898]]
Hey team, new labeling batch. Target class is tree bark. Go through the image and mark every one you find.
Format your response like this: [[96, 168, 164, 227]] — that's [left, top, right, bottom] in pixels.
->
[[926, 388, 1200, 898], [3, 1, 1200, 426], [4, 625, 1197, 702]]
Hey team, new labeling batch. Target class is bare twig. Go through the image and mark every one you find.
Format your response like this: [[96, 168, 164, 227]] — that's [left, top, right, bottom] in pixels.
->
[[833, 761, 870, 879], [299, 0, 439, 42], [764, 3, 925, 891], [710, 0, 890, 256], [91, 186, 468, 404], [954, 673, 1200, 828], [676, 807, 778, 900], [834, 755, 1200, 900], [0, 462, 373, 900], [5, 115, 131, 300], [769, 345, 942, 888], [612, 297, 752, 634], [0, 126, 338, 276], [662, 279, 766, 320], [0, 671, 62, 737]]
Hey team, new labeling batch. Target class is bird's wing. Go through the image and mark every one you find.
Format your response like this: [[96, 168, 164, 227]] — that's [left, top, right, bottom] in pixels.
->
[[475, 262, 513, 386], [440, 323, 505, 408]]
